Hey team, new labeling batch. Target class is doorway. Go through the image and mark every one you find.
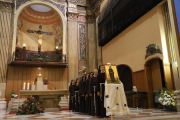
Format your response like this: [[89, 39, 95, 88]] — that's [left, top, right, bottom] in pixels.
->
[[117, 65, 133, 91], [145, 58, 166, 108]]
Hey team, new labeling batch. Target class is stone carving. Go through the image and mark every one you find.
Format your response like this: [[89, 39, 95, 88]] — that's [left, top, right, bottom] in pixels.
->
[[46, 0, 65, 16], [145, 43, 162, 59], [78, 15, 86, 22], [16, 0, 31, 10], [53, 23, 63, 49], [16, 0, 65, 16], [68, 13, 78, 21], [67, 0, 88, 5], [16, 19, 24, 47], [0, 2, 12, 12], [79, 66, 87, 74], [79, 24, 86, 59]]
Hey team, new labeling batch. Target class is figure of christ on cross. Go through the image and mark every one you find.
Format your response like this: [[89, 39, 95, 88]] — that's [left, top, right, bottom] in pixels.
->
[[27, 25, 53, 53]]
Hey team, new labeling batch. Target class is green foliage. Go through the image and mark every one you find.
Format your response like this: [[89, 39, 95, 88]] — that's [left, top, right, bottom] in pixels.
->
[[15, 97, 44, 115], [9, 91, 15, 98]]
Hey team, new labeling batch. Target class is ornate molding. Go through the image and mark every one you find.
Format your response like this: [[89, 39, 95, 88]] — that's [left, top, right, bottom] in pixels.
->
[[145, 43, 162, 59], [0, 1, 13, 12], [67, 13, 78, 21], [16, 0, 66, 16], [67, 0, 89, 5]]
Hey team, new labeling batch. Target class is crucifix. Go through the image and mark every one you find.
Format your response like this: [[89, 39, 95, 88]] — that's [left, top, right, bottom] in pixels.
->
[[27, 25, 53, 53]]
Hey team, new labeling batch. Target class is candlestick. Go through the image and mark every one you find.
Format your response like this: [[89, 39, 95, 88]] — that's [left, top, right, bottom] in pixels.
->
[[27, 83, 29, 90], [23, 82, 26, 90]]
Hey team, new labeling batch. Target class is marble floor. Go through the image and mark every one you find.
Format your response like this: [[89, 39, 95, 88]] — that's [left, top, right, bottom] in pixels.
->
[[0, 108, 180, 120]]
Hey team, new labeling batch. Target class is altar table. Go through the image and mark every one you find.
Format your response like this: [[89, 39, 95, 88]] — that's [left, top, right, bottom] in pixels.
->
[[19, 90, 69, 112]]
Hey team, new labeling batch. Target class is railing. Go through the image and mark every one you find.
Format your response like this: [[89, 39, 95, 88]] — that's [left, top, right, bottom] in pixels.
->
[[14, 52, 66, 63]]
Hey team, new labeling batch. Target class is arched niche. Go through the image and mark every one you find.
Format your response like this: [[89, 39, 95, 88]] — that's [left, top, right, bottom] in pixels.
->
[[12, 1, 67, 60]]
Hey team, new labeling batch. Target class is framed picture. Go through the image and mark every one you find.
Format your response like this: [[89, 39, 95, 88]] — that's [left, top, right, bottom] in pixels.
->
[[104, 64, 121, 84]]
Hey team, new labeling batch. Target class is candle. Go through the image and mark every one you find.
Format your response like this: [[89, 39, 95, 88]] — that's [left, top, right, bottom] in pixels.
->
[[33, 82, 34, 85], [27, 83, 29, 90], [23, 82, 26, 90]]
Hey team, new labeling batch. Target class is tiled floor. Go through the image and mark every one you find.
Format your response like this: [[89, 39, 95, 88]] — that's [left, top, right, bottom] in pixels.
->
[[0, 108, 180, 120]]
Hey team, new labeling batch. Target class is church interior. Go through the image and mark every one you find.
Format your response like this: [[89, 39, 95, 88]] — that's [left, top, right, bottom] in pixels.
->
[[0, 0, 180, 120]]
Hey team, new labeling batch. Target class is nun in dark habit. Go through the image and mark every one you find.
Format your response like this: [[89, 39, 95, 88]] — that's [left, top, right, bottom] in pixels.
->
[[87, 72, 94, 115], [85, 73, 90, 114], [79, 76, 86, 113], [89, 69, 99, 116], [96, 65, 107, 118], [69, 80, 76, 112], [75, 78, 80, 112]]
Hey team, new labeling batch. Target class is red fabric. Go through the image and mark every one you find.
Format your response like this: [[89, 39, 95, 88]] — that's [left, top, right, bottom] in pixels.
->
[[62, 108, 69, 110], [9, 111, 16, 114]]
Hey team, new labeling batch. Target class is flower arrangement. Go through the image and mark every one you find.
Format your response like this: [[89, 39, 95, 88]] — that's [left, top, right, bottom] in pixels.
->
[[158, 88, 176, 111], [9, 91, 18, 98], [43, 78, 49, 85], [16, 97, 44, 115]]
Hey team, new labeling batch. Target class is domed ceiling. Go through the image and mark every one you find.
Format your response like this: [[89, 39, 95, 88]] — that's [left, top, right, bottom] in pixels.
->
[[18, 5, 61, 25]]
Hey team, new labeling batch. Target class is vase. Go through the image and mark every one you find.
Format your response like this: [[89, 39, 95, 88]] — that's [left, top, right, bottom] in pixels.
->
[[165, 106, 176, 112]]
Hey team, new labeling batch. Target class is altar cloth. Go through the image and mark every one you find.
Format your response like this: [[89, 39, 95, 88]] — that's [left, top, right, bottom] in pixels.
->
[[104, 83, 130, 116]]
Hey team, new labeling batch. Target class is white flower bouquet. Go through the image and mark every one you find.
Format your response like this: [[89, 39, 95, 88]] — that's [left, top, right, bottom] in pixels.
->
[[158, 88, 176, 111]]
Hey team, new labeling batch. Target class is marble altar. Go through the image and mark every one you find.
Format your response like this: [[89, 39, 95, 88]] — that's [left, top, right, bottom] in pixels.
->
[[19, 90, 69, 112]]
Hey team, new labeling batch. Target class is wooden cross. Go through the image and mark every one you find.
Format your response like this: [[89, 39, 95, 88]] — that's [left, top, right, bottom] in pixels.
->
[[27, 25, 53, 53]]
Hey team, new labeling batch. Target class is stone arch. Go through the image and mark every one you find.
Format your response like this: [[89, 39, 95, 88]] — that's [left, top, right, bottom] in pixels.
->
[[12, 0, 67, 58]]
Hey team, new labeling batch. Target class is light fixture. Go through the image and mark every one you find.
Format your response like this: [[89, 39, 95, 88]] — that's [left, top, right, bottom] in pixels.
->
[[107, 63, 111, 65], [56, 46, 59, 54], [23, 44, 26, 50]]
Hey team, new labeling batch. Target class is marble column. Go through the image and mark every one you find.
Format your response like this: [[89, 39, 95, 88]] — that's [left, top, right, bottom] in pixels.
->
[[0, 1, 13, 83], [67, 13, 79, 82], [96, 17, 102, 67], [87, 15, 98, 72]]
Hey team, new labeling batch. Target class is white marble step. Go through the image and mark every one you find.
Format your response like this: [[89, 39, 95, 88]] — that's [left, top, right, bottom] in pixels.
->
[[60, 101, 68, 103], [13, 99, 26, 102]]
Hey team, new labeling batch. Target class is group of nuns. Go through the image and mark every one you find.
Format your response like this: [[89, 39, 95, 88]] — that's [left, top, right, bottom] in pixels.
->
[[69, 65, 107, 118]]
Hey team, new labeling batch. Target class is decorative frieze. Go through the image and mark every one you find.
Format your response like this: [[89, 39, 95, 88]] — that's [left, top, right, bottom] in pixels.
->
[[67, 0, 89, 5], [68, 13, 78, 21], [0, 2, 13, 12]]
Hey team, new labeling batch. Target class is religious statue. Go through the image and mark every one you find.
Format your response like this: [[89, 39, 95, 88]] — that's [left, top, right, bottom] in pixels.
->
[[53, 24, 63, 49], [27, 25, 53, 53], [109, 66, 115, 82], [79, 66, 87, 74]]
